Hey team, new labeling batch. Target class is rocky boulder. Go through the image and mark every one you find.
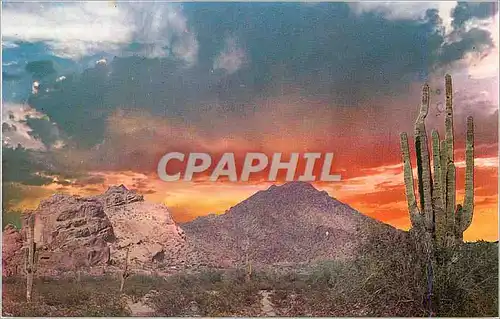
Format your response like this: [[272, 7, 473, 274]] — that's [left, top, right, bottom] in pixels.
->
[[2, 185, 194, 277], [24, 195, 115, 275], [93, 185, 187, 269], [2, 224, 24, 276]]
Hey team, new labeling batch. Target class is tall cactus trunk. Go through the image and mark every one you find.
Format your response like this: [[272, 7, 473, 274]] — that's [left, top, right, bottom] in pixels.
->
[[24, 214, 37, 303], [431, 131, 445, 247]]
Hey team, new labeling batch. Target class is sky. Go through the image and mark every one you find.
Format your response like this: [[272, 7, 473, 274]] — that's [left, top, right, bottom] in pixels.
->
[[2, 1, 499, 241]]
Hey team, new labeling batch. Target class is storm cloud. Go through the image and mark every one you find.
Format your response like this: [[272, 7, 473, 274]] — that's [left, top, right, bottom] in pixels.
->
[[451, 2, 498, 28], [18, 3, 496, 144], [2, 2, 499, 186]]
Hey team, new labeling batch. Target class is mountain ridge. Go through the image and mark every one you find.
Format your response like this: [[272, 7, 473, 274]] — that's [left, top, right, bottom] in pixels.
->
[[182, 181, 404, 265]]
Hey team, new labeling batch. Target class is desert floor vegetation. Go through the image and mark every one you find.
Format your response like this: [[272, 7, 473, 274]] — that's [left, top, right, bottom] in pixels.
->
[[2, 240, 497, 317]]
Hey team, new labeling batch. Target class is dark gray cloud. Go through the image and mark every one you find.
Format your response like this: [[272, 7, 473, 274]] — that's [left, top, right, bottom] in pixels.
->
[[0, 1, 495, 186], [440, 28, 494, 64], [2, 72, 23, 81], [21, 3, 496, 147], [25, 60, 56, 79], [25, 117, 65, 148], [2, 147, 54, 185], [1, 145, 91, 186], [452, 2, 498, 28]]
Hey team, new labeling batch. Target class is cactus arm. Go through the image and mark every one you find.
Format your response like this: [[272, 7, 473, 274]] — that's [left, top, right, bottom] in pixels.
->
[[28, 215, 35, 270], [24, 246, 29, 273], [124, 248, 129, 276], [445, 74, 454, 162], [444, 75, 455, 243], [26, 214, 35, 273], [414, 84, 434, 232], [400, 132, 422, 228], [431, 131, 442, 201], [461, 116, 474, 232], [455, 204, 464, 242], [416, 84, 430, 122], [440, 140, 447, 207], [445, 162, 457, 245], [33, 243, 39, 273]]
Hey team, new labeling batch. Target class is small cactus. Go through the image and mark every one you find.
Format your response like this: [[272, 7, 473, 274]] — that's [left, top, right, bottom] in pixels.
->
[[24, 214, 38, 302], [243, 236, 253, 282], [246, 257, 253, 283], [119, 247, 130, 293]]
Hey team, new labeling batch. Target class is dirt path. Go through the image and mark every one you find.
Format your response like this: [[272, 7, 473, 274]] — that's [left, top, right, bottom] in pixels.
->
[[259, 290, 276, 316], [124, 295, 156, 317]]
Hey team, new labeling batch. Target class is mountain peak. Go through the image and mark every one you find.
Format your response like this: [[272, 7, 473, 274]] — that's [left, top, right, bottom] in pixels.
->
[[99, 184, 144, 207], [105, 184, 129, 194], [270, 181, 318, 191], [183, 180, 401, 265], [256, 181, 333, 204]]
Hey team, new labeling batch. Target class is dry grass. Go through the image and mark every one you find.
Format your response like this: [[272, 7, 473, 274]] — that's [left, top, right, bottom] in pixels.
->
[[2, 276, 130, 316], [2, 240, 497, 317]]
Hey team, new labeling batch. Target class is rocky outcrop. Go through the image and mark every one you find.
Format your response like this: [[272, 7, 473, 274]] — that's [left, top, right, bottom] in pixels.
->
[[33, 194, 115, 247], [92, 185, 187, 269], [21, 195, 115, 275], [2, 225, 24, 276], [2, 185, 189, 276], [14, 184, 195, 277], [99, 184, 144, 208]]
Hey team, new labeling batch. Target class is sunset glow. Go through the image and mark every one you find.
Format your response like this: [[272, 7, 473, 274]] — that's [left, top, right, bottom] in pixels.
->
[[2, 2, 498, 243]]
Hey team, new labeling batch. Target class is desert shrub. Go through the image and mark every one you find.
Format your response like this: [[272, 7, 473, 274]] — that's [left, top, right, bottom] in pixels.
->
[[432, 241, 498, 317], [198, 268, 224, 284], [2, 276, 26, 301], [252, 269, 277, 290], [38, 284, 91, 307], [3, 301, 51, 317], [150, 269, 260, 316], [3, 240, 496, 317], [149, 284, 197, 316], [149, 271, 204, 316], [2, 276, 130, 317], [196, 284, 255, 316], [265, 232, 429, 317], [81, 292, 130, 317], [123, 274, 166, 300], [352, 232, 498, 317]]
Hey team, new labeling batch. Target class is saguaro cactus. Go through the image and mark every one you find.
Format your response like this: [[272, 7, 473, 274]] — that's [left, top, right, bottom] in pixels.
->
[[245, 252, 253, 283], [119, 247, 130, 293], [243, 235, 253, 282], [24, 214, 38, 302], [400, 74, 474, 248]]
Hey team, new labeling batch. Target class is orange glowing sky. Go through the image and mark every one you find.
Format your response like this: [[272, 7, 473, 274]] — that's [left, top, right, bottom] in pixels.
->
[[6, 152, 498, 242], [6, 84, 498, 242], [2, 3, 499, 245]]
